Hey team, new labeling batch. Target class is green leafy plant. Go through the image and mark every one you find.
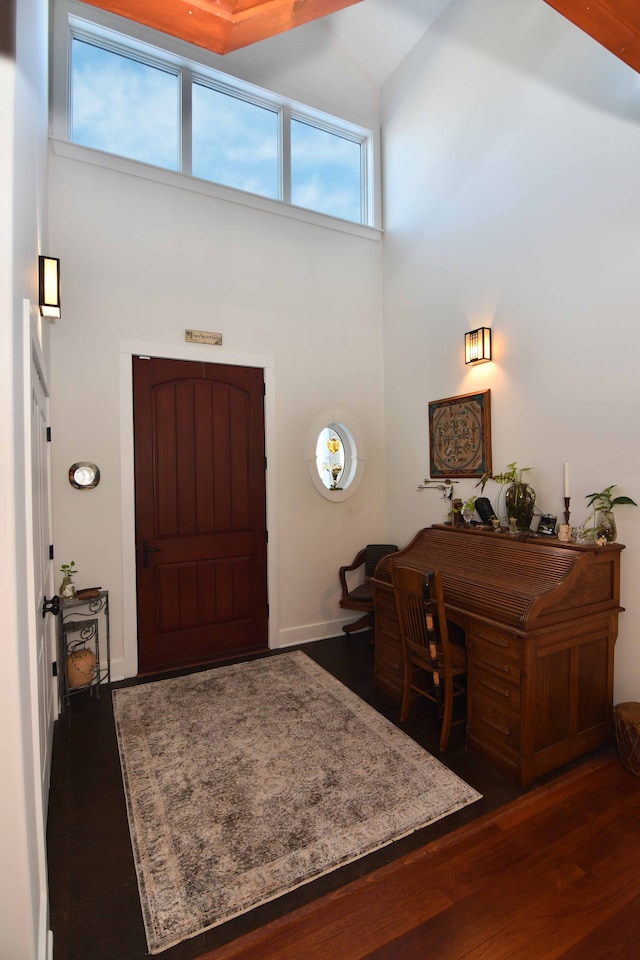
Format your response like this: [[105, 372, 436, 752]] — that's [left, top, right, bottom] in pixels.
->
[[59, 560, 78, 596], [478, 461, 533, 492], [585, 485, 637, 512], [581, 486, 636, 543]]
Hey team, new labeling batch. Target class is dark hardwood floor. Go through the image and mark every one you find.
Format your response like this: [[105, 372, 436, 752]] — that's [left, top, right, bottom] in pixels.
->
[[199, 751, 640, 960], [47, 634, 636, 960]]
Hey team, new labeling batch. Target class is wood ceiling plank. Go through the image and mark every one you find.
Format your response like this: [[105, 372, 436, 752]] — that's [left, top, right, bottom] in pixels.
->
[[79, 0, 365, 54], [599, 0, 640, 32], [543, 0, 640, 73]]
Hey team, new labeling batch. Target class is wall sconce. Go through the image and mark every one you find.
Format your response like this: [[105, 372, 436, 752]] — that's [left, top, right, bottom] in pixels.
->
[[38, 256, 61, 319], [464, 327, 491, 364]]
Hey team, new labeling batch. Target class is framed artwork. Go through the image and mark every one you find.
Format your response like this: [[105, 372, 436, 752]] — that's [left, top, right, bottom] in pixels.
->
[[428, 389, 492, 479]]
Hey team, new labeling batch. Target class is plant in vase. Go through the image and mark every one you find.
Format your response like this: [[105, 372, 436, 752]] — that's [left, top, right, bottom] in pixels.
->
[[461, 496, 478, 524], [59, 561, 77, 598], [582, 486, 637, 543], [479, 461, 535, 532]]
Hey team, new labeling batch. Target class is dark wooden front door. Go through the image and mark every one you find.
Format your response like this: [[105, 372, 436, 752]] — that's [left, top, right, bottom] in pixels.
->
[[133, 356, 268, 675]]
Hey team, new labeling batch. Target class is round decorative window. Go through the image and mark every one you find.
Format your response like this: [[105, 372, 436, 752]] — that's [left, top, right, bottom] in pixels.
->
[[307, 416, 364, 502]]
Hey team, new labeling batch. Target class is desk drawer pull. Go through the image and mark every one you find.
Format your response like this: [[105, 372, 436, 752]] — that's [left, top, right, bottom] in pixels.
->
[[479, 676, 511, 699], [480, 634, 510, 649], [481, 715, 512, 737], [478, 655, 511, 674]]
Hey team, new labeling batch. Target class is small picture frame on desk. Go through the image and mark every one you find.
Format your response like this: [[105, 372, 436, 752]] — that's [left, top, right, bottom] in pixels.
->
[[428, 390, 492, 479]]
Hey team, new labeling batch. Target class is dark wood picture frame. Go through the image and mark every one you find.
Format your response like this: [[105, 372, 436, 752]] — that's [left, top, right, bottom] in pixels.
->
[[428, 389, 492, 479]]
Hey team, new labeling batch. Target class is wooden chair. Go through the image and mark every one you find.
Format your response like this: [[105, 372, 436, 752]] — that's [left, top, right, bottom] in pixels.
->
[[391, 560, 467, 751], [339, 544, 398, 635]]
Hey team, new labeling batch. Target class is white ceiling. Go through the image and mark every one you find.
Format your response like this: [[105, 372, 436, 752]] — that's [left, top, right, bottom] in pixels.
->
[[325, 0, 455, 86]]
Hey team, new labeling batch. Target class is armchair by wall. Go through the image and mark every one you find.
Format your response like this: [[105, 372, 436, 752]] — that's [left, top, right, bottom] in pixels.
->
[[339, 544, 398, 635]]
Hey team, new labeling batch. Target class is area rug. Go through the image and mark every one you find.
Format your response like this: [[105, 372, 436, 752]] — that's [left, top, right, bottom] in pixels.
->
[[112, 651, 481, 954]]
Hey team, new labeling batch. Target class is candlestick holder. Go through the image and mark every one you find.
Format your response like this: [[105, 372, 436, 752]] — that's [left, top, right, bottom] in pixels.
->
[[563, 496, 571, 526]]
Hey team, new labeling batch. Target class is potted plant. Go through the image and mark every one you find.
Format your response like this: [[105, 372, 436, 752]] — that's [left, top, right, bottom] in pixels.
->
[[583, 485, 637, 543], [59, 561, 77, 598], [479, 462, 535, 532], [461, 496, 478, 524]]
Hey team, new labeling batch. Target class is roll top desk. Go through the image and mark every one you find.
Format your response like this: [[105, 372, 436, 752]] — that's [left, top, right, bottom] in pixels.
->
[[371, 525, 624, 788]]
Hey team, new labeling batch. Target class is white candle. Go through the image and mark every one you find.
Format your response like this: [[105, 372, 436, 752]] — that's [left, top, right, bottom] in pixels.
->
[[563, 462, 570, 498]]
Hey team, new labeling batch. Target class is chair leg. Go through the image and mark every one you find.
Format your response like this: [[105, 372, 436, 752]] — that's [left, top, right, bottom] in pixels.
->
[[342, 612, 373, 635]]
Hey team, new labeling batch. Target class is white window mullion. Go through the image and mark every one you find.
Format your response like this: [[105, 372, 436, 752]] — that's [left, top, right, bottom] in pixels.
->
[[360, 137, 368, 226], [281, 105, 291, 204], [62, 6, 375, 226], [181, 66, 192, 176]]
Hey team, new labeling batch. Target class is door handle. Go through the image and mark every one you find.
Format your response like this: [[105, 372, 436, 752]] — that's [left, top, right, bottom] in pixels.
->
[[142, 540, 162, 568], [42, 595, 60, 618]]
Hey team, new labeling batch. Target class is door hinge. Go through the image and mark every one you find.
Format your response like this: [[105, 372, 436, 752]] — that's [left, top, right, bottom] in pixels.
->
[[52, 661, 58, 678], [46, 427, 52, 442], [49, 544, 54, 560]]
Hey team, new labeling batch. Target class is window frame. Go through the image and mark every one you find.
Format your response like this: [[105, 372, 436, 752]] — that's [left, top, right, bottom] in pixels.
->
[[70, 29, 184, 171], [52, 1, 380, 232]]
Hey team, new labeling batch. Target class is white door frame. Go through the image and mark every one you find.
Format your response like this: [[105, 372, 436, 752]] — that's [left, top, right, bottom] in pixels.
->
[[118, 339, 279, 680], [22, 299, 55, 958]]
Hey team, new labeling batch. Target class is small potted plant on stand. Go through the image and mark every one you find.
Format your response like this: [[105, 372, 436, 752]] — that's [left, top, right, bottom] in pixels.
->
[[59, 561, 77, 598], [583, 486, 637, 543]]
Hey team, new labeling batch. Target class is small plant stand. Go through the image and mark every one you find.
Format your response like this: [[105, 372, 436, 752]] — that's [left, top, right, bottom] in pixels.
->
[[56, 590, 110, 709]]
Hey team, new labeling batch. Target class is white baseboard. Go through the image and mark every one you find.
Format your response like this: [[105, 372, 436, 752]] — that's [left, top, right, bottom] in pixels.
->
[[276, 619, 350, 649], [107, 655, 126, 682], [109, 623, 353, 680]]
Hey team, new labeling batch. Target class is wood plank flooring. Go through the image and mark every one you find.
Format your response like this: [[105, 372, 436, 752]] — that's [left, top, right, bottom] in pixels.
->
[[198, 752, 640, 960], [48, 636, 638, 959]]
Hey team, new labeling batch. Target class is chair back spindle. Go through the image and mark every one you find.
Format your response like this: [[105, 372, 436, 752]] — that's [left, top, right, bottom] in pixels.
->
[[391, 560, 467, 750]]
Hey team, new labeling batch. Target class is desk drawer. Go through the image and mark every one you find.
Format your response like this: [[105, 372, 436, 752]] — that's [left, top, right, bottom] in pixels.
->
[[469, 628, 522, 682], [473, 668, 521, 710], [374, 585, 397, 619], [470, 690, 521, 754], [375, 636, 403, 691]]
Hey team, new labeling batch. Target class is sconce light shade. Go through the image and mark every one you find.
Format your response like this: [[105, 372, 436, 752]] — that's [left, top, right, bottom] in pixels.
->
[[465, 327, 491, 364], [39, 256, 61, 319]]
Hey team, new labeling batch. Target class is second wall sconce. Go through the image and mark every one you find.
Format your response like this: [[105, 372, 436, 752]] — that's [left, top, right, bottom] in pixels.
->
[[465, 327, 492, 364], [39, 255, 61, 319]]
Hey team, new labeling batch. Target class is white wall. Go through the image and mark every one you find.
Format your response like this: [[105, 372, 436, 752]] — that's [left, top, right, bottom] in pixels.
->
[[0, 0, 52, 956], [382, 0, 640, 702], [49, 7, 387, 678]]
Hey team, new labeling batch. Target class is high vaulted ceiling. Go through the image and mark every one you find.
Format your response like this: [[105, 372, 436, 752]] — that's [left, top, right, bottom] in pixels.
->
[[79, 0, 640, 75], [78, 0, 365, 54]]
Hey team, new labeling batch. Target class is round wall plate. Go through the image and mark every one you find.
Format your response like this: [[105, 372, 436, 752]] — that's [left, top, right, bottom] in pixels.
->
[[69, 462, 100, 489]]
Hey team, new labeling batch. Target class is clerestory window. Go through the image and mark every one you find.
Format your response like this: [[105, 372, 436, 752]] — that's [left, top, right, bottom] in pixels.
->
[[65, 21, 374, 227]]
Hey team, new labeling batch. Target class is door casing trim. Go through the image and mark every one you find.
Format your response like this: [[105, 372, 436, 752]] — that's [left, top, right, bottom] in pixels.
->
[[118, 339, 278, 680]]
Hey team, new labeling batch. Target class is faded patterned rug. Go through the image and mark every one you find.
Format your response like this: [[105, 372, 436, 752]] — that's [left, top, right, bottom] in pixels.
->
[[113, 651, 481, 954]]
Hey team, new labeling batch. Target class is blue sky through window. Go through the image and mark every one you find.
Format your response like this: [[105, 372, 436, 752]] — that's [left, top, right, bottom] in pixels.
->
[[71, 38, 179, 170], [192, 83, 279, 199], [291, 119, 362, 223], [70, 33, 368, 225]]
